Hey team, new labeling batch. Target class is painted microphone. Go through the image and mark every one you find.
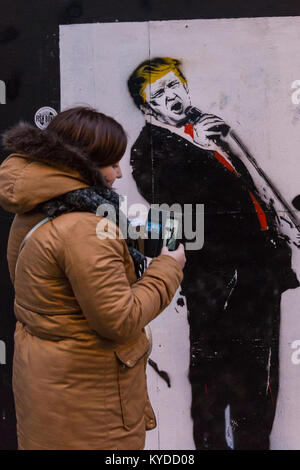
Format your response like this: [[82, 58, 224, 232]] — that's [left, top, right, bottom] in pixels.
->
[[183, 106, 231, 137]]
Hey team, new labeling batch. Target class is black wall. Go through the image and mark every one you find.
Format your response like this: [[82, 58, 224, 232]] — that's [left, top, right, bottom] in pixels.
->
[[1, 0, 300, 450]]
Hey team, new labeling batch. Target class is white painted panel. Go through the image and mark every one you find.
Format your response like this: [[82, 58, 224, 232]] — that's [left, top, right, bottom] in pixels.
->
[[60, 17, 300, 450]]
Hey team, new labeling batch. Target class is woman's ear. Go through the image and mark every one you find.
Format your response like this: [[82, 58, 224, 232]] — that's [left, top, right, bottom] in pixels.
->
[[139, 103, 154, 117]]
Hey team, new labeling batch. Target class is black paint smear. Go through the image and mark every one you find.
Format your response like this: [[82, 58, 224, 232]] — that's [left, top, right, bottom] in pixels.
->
[[148, 358, 171, 388], [58, 1, 83, 24], [0, 27, 19, 44], [139, 0, 151, 8], [6, 76, 21, 101], [292, 195, 300, 211], [177, 297, 185, 307]]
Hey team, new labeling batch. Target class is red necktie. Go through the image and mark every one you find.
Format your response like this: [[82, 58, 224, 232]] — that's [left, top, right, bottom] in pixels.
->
[[184, 124, 268, 231]]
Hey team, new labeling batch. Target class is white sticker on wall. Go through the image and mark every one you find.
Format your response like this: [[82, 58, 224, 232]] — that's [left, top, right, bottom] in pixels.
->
[[34, 106, 57, 130]]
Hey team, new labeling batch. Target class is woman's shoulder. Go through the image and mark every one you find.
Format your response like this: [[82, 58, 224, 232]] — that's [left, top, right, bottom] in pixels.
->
[[50, 212, 126, 257]]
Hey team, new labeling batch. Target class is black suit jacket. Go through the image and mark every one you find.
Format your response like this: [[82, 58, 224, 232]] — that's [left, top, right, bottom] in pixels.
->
[[130, 123, 298, 348]]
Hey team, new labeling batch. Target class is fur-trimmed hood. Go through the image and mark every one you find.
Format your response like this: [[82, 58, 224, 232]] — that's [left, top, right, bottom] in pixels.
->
[[0, 122, 106, 214]]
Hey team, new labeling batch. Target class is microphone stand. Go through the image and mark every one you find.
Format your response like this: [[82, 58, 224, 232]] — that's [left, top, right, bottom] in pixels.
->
[[182, 106, 300, 249], [228, 129, 300, 249]]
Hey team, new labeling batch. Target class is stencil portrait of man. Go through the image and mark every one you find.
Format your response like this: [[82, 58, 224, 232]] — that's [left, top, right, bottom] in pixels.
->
[[128, 57, 299, 450]]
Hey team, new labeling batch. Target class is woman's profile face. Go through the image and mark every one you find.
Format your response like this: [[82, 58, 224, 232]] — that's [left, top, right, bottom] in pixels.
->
[[99, 162, 122, 188]]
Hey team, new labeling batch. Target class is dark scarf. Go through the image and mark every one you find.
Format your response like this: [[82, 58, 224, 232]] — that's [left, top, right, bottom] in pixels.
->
[[36, 186, 147, 279]]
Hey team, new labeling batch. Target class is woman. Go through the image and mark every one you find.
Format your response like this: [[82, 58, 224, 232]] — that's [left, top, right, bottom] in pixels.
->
[[0, 106, 185, 450]]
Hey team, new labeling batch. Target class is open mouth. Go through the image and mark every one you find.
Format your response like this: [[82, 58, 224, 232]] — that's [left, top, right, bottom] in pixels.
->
[[171, 101, 183, 114]]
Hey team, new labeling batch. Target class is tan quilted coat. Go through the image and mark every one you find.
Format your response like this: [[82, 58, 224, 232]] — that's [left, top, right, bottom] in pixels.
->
[[0, 124, 183, 450]]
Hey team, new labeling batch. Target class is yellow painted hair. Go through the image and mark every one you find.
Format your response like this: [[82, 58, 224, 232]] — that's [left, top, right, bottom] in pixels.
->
[[136, 57, 187, 103]]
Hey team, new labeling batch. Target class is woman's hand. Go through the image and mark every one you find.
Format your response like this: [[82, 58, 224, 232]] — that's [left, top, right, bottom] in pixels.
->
[[161, 243, 186, 270]]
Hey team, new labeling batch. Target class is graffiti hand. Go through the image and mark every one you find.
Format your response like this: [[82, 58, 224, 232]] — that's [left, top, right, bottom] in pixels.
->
[[193, 114, 229, 151]]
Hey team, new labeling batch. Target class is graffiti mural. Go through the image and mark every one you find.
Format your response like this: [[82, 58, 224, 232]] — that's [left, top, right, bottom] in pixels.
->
[[59, 17, 300, 450], [127, 56, 300, 449]]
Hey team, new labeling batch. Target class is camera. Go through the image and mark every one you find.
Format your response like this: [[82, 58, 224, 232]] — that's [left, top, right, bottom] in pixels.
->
[[142, 208, 182, 258]]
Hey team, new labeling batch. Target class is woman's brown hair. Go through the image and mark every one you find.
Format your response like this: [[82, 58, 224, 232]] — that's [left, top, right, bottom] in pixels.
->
[[47, 106, 127, 168]]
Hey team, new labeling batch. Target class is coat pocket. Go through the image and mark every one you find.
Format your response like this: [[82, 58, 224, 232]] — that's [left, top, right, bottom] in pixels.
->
[[115, 333, 150, 430]]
